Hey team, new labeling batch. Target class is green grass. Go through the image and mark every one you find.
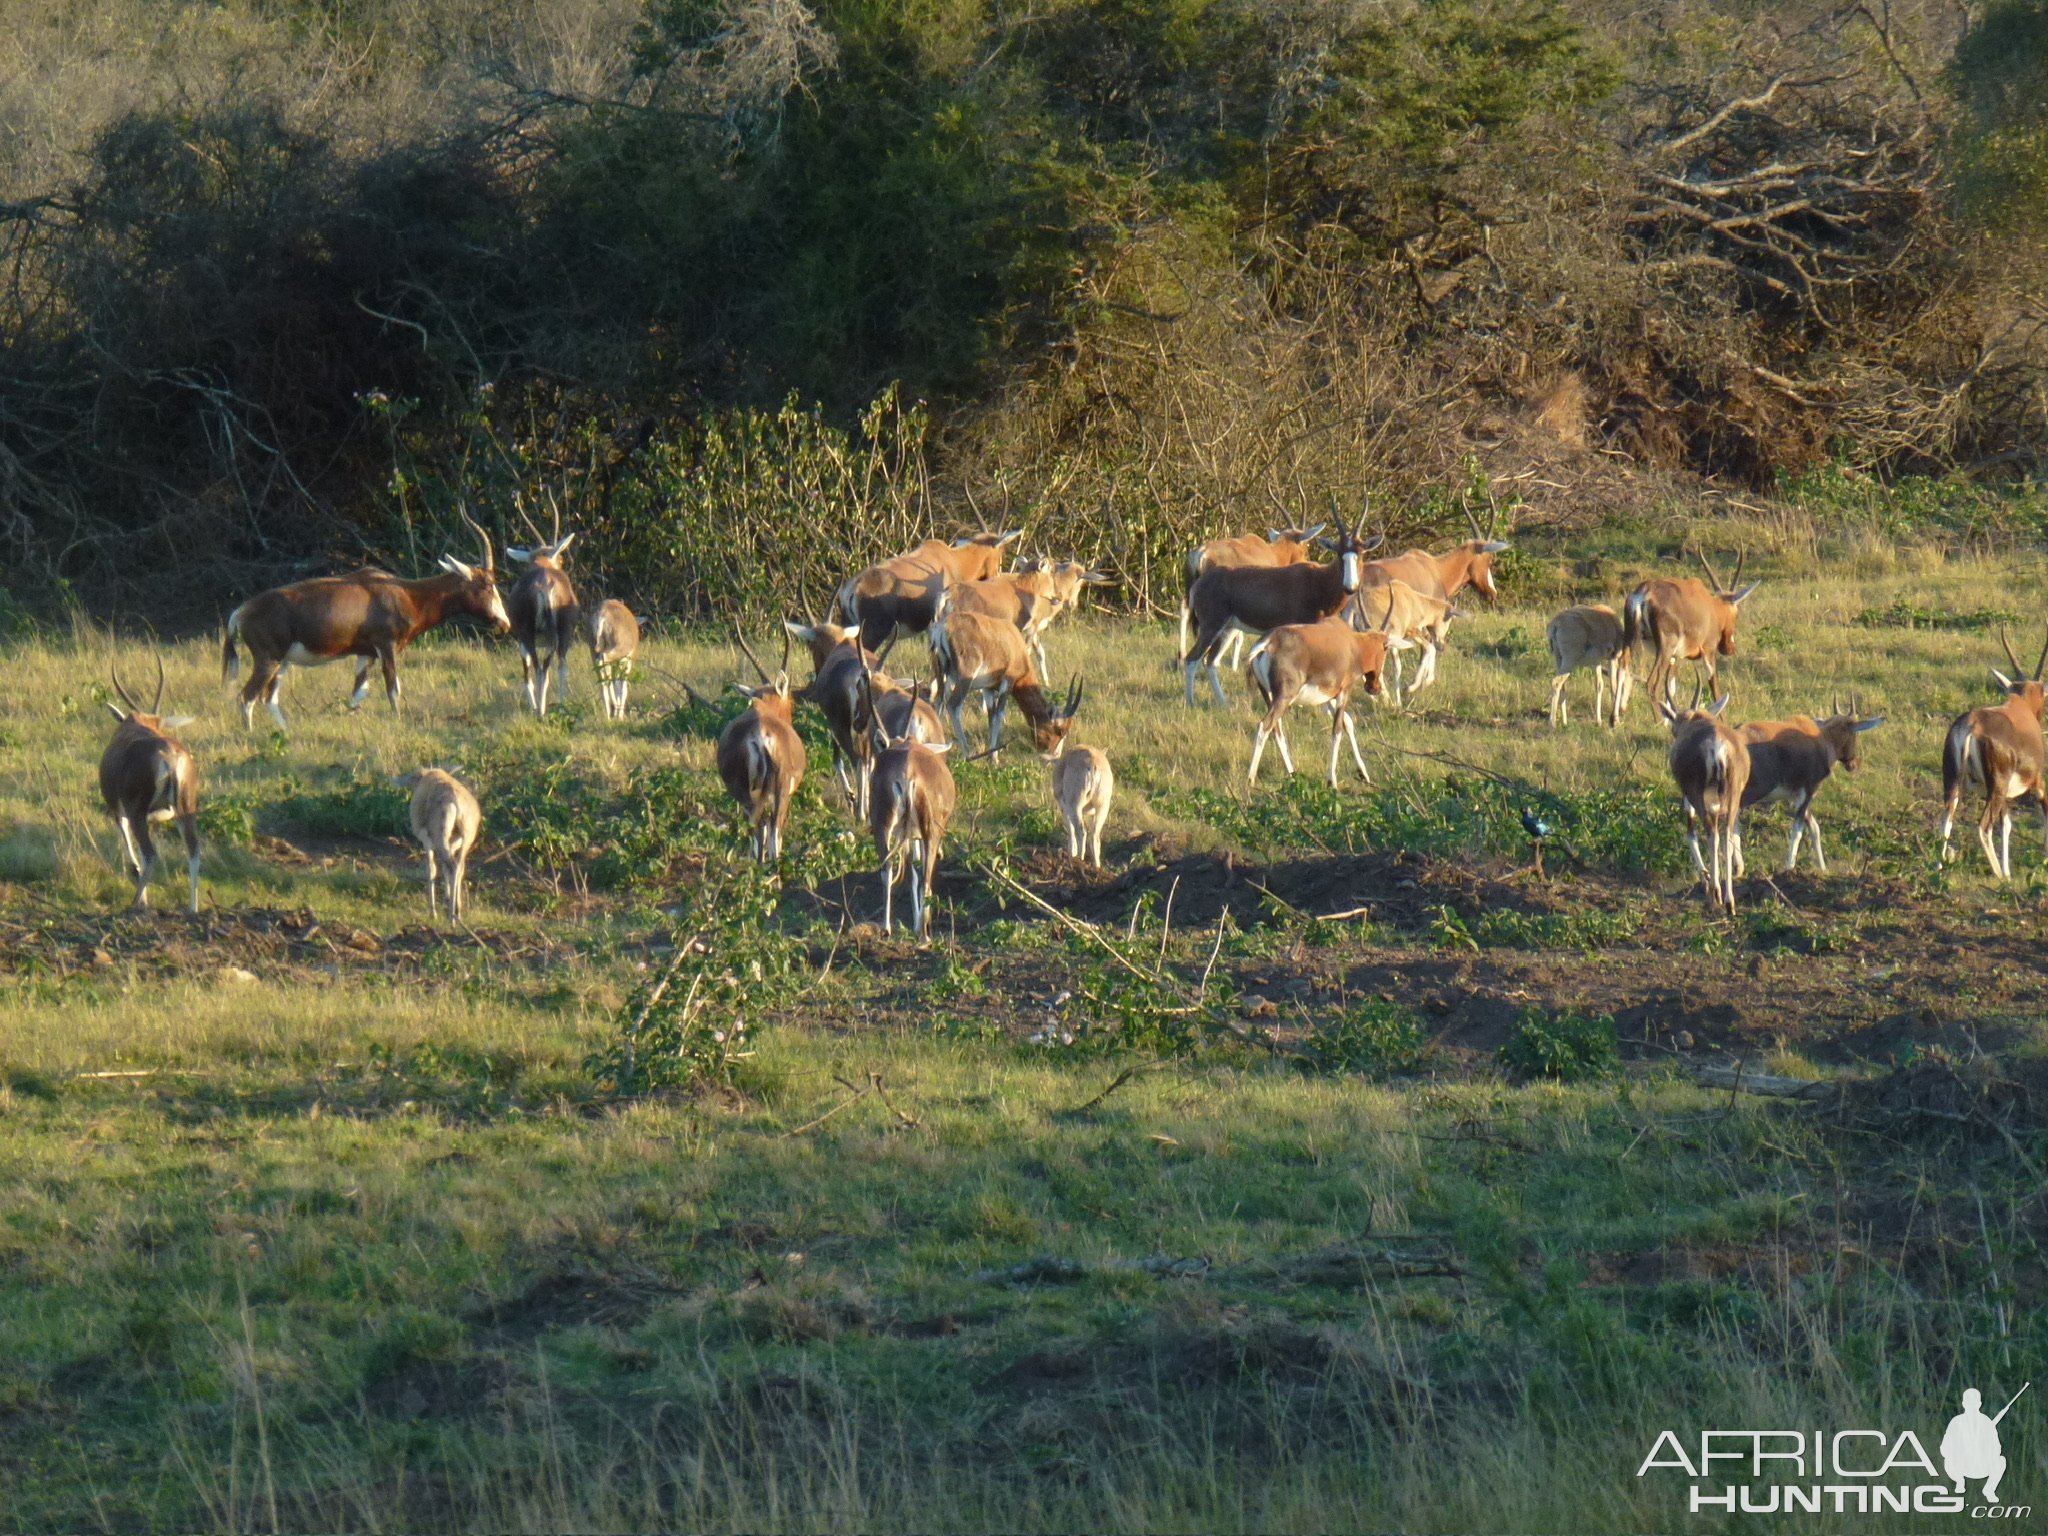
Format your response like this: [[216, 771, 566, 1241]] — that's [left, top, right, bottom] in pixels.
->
[[1, 513, 2044, 1531]]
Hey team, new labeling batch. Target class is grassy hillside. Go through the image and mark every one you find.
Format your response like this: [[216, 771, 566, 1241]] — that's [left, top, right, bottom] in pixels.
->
[[0, 512, 2042, 1530]]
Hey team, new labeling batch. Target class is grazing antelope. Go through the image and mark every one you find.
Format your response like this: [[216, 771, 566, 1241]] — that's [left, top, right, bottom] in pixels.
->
[[505, 533, 580, 716], [1348, 580, 1457, 705], [1546, 604, 1632, 727], [1182, 514, 1383, 707], [1732, 701, 1883, 875], [927, 608, 1083, 760], [396, 768, 482, 923], [716, 630, 807, 863], [99, 656, 201, 914], [221, 514, 510, 730], [586, 599, 640, 720], [1047, 733, 1113, 868], [1180, 525, 1324, 668], [784, 618, 889, 814], [1624, 548, 1760, 709], [835, 530, 1023, 648], [863, 670, 956, 938], [1940, 627, 2048, 881], [1661, 692, 1749, 910], [1245, 617, 1390, 787]]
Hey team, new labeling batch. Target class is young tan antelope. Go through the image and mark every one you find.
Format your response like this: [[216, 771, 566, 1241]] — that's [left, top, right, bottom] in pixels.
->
[[1349, 580, 1457, 704], [863, 671, 956, 937], [221, 512, 509, 730], [1660, 692, 1749, 910], [396, 768, 481, 922], [1546, 604, 1632, 727], [1048, 736, 1113, 868], [99, 656, 201, 914], [1732, 701, 1883, 875], [716, 630, 808, 863], [1940, 627, 2048, 881], [927, 608, 1082, 760], [1245, 618, 1389, 787], [1180, 525, 1324, 668], [586, 599, 640, 719], [1625, 548, 1760, 709], [505, 532, 580, 716]]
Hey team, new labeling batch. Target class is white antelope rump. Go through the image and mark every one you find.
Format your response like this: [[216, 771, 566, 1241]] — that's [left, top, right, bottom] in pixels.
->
[[1245, 618, 1390, 786], [1624, 548, 1760, 708], [504, 532, 580, 716], [586, 599, 640, 719], [99, 656, 202, 914], [1940, 627, 2048, 881], [927, 608, 1084, 760], [1179, 524, 1324, 669], [835, 530, 1022, 648], [221, 514, 511, 730], [1348, 579, 1457, 705], [1546, 604, 1632, 727], [1047, 734, 1113, 868], [1661, 692, 1750, 910], [862, 671, 956, 937], [396, 768, 482, 922], [1181, 514, 1382, 707], [716, 630, 808, 863], [1732, 701, 1884, 875]]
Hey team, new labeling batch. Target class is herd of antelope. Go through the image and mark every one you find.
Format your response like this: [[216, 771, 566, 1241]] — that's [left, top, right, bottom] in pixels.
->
[[84, 497, 2048, 933]]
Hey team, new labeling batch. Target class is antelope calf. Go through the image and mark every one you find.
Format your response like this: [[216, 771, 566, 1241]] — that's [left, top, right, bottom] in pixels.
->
[[1940, 627, 2048, 880], [222, 513, 510, 730], [1245, 618, 1389, 786], [99, 657, 201, 914], [1733, 702, 1883, 875], [1180, 525, 1324, 667], [586, 599, 640, 719], [927, 608, 1082, 760], [835, 530, 1022, 648], [1349, 580, 1457, 704], [396, 768, 481, 922], [1182, 514, 1381, 706], [505, 533, 580, 716], [1625, 548, 1760, 708], [1048, 740, 1113, 868], [1661, 693, 1749, 910], [1546, 604, 1632, 727], [717, 631, 808, 862], [863, 672, 956, 937]]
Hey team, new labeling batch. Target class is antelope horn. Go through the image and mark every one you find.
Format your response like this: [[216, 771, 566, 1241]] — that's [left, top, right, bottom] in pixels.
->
[[1691, 544, 1727, 592], [873, 630, 900, 675], [109, 659, 141, 714], [1730, 548, 1747, 591], [1065, 674, 1083, 715], [1460, 489, 1486, 542], [778, 623, 792, 679], [459, 505, 494, 571], [2034, 624, 2048, 682], [1998, 623, 2024, 677], [151, 653, 165, 716], [733, 625, 773, 685]]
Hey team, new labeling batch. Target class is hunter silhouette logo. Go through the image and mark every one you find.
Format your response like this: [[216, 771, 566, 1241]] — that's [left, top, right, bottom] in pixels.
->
[[1943, 1384, 2028, 1506]]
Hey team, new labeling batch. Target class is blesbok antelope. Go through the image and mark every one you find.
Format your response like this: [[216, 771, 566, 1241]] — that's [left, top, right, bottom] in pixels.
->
[[396, 768, 481, 922], [1940, 627, 2048, 881], [222, 514, 511, 730], [949, 557, 1112, 680], [927, 607, 1083, 760], [1625, 548, 1761, 708], [1182, 515, 1383, 707], [784, 617, 889, 814], [1047, 732, 1113, 868], [1661, 692, 1749, 910], [862, 670, 956, 937], [1348, 579, 1457, 705], [1360, 535, 1512, 606], [716, 629, 808, 863], [835, 530, 1023, 648], [1731, 701, 1883, 875], [1546, 604, 1632, 727], [504, 532, 580, 716], [1179, 525, 1324, 668], [99, 656, 201, 914], [1245, 617, 1390, 787], [586, 599, 640, 719]]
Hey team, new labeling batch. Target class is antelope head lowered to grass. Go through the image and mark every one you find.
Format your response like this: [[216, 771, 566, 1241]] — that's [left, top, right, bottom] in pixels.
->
[[586, 599, 640, 720], [1940, 626, 2048, 881], [99, 655, 201, 914], [1245, 616, 1389, 787], [1660, 689, 1749, 911], [716, 628, 807, 864], [395, 768, 482, 922], [221, 511, 511, 730], [1546, 603, 1632, 728], [504, 526, 580, 717], [862, 668, 955, 938], [1624, 547, 1760, 709], [927, 606, 1083, 762], [1733, 698, 1883, 876]]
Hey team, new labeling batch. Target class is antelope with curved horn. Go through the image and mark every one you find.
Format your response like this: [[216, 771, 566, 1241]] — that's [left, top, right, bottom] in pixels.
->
[[1733, 696, 1884, 875], [99, 655, 202, 914], [862, 667, 956, 938], [947, 557, 1110, 681], [1940, 626, 2048, 880], [927, 605, 1084, 761], [1179, 520, 1326, 669], [716, 627, 807, 863], [221, 511, 511, 730], [784, 616, 895, 815], [504, 500, 580, 715], [1181, 503, 1382, 707], [834, 530, 1023, 649], [1624, 547, 1761, 709], [1245, 615, 1390, 787], [1360, 490, 1513, 606], [1348, 579, 1458, 705], [1546, 604, 1632, 727], [1660, 685, 1749, 910]]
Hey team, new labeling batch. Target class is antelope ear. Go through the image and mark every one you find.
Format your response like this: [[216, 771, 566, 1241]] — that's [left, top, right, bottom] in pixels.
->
[[552, 532, 576, 559], [1656, 700, 1680, 723], [1266, 528, 1283, 542], [161, 715, 195, 730], [925, 741, 953, 755], [1992, 668, 2016, 690], [441, 556, 476, 580], [1730, 581, 1761, 604], [999, 529, 1024, 545], [1315, 536, 1339, 551], [1852, 717, 1885, 733], [783, 620, 816, 641], [772, 670, 790, 694], [1362, 533, 1386, 550], [1480, 540, 1511, 554], [1706, 695, 1731, 716], [505, 546, 534, 564], [103, 702, 128, 723], [1083, 570, 1114, 585]]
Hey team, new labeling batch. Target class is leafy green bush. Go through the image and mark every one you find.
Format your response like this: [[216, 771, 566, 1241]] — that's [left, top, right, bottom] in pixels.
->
[[1300, 998, 1428, 1077], [1497, 1007, 1619, 1082]]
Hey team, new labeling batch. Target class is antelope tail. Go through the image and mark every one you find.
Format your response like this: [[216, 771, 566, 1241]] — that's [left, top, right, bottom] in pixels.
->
[[745, 735, 777, 802], [1622, 589, 1648, 657], [1246, 642, 1275, 706], [1942, 718, 1977, 803], [221, 607, 244, 682]]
